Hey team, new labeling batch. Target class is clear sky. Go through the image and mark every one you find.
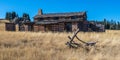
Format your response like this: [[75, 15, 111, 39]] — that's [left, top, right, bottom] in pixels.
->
[[0, 0, 120, 21]]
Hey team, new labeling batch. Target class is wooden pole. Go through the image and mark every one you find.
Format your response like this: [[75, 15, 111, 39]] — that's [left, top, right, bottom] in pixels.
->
[[69, 29, 79, 44]]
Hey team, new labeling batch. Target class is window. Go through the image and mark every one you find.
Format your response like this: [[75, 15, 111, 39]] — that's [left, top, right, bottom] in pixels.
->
[[39, 18, 44, 20], [54, 17, 59, 20], [71, 16, 77, 19], [78, 16, 82, 18], [65, 17, 69, 19]]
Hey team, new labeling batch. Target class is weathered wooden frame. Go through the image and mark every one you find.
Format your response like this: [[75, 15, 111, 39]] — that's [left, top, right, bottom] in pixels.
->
[[66, 29, 97, 48]]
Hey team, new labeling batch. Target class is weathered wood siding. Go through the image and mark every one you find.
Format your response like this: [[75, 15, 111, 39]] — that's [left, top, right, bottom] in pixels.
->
[[82, 21, 88, 31], [33, 23, 65, 32], [51, 24, 59, 31], [39, 25, 45, 32], [72, 22, 78, 32], [19, 25, 25, 31], [24, 25, 29, 31], [59, 23, 64, 32], [34, 25, 39, 32], [5, 23, 16, 31]]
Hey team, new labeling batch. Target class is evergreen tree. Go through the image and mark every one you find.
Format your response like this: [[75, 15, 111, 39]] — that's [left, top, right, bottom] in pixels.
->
[[104, 19, 107, 29], [5, 11, 18, 21], [5, 12, 9, 20], [103, 19, 111, 29], [5, 12, 12, 20], [118, 22, 120, 30], [11, 11, 17, 19], [22, 13, 30, 22], [114, 22, 117, 30]]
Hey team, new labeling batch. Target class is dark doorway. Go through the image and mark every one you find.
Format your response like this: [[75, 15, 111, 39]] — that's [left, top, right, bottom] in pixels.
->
[[65, 22, 72, 32], [5, 23, 16, 31], [78, 21, 84, 31]]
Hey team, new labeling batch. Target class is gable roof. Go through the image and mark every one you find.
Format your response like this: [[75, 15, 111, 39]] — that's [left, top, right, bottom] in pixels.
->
[[34, 12, 86, 18]]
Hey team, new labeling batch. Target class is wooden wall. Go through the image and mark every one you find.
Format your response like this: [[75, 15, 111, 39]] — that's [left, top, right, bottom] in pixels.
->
[[33, 25, 39, 32], [59, 23, 64, 32], [33, 23, 65, 32], [82, 21, 88, 32], [51, 24, 59, 31], [72, 22, 78, 32], [5, 23, 16, 31], [39, 25, 45, 32]]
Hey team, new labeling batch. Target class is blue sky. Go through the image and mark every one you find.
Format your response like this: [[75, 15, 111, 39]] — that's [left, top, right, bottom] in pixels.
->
[[0, 0, 120, 21]]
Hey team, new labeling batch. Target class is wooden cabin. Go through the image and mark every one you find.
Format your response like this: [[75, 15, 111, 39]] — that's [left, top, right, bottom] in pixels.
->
[[33, 9, 88, 32]]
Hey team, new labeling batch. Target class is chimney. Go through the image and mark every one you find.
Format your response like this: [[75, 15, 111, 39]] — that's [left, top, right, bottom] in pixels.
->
[[38, 9, 43, 15]]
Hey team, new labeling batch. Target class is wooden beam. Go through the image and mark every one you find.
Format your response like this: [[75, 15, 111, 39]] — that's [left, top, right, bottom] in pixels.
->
[[69, 29, 79, 43], [75, 35, 86, 44]]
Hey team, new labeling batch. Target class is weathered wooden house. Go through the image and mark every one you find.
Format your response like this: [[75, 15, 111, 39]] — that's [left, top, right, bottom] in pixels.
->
[[5, 9, 105, 32], [33, 9, 88, 32]]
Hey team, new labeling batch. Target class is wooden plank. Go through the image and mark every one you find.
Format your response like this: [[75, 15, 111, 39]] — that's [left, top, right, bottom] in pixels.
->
[[5, 23, 16, 31]]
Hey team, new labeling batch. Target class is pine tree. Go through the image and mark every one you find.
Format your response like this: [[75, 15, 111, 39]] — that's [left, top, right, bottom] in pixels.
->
[[5, 12, 9, 20], [118, 22, 120, 30], [104, 19, 107, 29], [11, 11, 17, 19], [5, 12, 12, 20], [22, 13, 30, 22]]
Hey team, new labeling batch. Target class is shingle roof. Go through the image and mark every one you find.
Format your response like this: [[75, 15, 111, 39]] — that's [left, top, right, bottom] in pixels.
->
[[35, 18, 83, 24], [34, 12, 86, 18], [36, 20, 58, 24]]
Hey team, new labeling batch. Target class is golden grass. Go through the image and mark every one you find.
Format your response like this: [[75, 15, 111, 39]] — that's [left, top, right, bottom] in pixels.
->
[[0, 30, 120, 60]]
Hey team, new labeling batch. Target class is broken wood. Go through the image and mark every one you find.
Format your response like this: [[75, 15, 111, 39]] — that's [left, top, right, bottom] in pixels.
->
[[69, 29, 79, 44], [66, 28, 97, 48]]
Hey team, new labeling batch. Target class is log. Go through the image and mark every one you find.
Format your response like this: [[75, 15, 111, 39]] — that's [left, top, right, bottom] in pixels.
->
[[69, 29, 79, 43], [66, 28, 97, 48], [75, 35, 86, 44]]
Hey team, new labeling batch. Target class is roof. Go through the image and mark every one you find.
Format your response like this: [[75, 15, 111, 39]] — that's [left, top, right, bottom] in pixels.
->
[[35, 18, 83, 25], [0, 20, 10, 23], [34, 12, 86, 18], [24, 22, 35, 25], [0, 19, 5, 20], [36, 20, 58, 24]]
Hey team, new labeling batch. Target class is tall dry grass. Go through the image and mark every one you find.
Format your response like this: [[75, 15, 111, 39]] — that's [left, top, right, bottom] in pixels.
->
[[0, 30, 120, 60]]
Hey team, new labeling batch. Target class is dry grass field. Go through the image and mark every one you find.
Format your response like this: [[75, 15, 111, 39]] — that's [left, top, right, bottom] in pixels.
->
[[0, 30, 120, 60]]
